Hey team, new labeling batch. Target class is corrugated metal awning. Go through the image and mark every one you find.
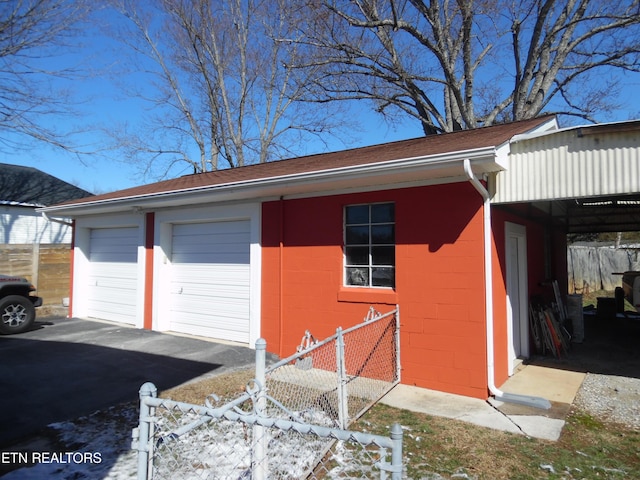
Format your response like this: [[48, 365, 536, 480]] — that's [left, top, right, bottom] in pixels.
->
[[492, 120, 640, 233], [494, 120, 640, 203]]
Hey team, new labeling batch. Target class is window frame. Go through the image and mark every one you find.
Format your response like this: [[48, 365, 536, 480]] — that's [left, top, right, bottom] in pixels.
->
[[343, 202, 395, 289]]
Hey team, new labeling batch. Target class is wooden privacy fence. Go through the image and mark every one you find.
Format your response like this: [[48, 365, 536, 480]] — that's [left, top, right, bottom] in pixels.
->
[[568, 245, 640, 293], [0, 243, 71, 306]]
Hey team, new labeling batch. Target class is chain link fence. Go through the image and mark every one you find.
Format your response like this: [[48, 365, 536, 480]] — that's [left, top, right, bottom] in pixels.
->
[[133, 306, 402, 479], [265, 306, 400, 429]]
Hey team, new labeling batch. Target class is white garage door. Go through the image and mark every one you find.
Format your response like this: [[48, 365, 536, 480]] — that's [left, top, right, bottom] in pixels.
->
[[169, 220, 251, 343], [87, 227, 139, 324]]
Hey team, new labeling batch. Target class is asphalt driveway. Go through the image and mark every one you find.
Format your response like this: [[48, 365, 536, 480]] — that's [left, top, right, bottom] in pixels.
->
[[0, 315, 262, 448]]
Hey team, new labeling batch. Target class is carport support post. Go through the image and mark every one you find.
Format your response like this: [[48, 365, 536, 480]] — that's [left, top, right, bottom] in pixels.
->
[[137, 382, 157, 480], [253, 339, 268, 479]]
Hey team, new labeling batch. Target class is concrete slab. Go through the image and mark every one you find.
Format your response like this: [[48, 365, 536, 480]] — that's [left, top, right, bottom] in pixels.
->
[[380, 385, 522, 435], [380, 364, 586, 441], [499, 364, 586, 404], [509, 415, 567, 441]]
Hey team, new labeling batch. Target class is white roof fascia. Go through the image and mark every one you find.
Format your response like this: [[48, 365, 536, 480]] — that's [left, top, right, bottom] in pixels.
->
[[40, 146, 499, 217]]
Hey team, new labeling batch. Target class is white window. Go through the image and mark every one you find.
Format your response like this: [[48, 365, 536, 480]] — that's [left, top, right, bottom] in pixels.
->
[[344, 202, 395, 288]]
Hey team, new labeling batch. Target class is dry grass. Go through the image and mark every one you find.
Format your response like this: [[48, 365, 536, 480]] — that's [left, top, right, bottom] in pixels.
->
[[580, 289, 614, 308], [160, 369, 255, 405], [358, 403, 640, 479], [579, 288, 637, 311], [161, 368, 640, 480]]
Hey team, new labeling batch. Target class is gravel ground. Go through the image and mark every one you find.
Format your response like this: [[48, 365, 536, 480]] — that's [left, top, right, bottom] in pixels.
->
[[533, 313, 640, 431], [573, 373, 640, 430]]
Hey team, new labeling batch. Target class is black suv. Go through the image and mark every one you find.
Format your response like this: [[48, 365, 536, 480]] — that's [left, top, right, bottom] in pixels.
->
[[0, 274, 43, 334]]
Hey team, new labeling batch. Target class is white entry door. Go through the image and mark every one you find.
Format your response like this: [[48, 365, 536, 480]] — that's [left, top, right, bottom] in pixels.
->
[[505, 222, 529, 373], [168, 220, 251, 343]]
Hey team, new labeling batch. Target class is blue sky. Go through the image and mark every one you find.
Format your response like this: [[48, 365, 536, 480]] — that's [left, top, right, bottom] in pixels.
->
[[8, 84, 638, 196], [0, 14, 429, 195], [2, 8, 639, 196], [2, 102, 427, 195]]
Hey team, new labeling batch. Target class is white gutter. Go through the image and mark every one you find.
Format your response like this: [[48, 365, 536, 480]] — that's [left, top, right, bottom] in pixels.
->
[[40, 147, 499, 216], [463, 159, 551, 410], [41, 210, 73, 227]]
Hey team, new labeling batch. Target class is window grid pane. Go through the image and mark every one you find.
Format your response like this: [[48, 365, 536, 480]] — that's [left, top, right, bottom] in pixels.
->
[[344, 203, 395, 288], [346, 225, 369, 244], [371, 203, 394, 223], [346, 246, 369, 265]]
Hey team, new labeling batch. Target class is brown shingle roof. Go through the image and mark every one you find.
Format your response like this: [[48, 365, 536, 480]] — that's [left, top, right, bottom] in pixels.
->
[[57, 116, 554, 207]]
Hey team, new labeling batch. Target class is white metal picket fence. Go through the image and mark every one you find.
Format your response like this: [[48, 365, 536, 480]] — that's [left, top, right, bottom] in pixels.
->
[[133, 306, 402, 479]]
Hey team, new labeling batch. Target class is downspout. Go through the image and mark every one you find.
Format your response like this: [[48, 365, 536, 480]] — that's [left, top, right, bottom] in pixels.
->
[[143, 212, 155, 330], [278, 197, 285, 357], [68, 219, 75, 318], [463, 159, 550, 410]]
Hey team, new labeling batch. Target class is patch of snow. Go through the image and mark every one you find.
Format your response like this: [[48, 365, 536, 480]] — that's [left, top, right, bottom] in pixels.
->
[[2, 402, 385, 480], [2, 404, 139, 479]]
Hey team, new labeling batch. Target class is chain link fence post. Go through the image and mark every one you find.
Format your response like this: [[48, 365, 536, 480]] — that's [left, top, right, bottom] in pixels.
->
[[390, 422, 404, 480], [335, 327, 349, 429], [253, 338, 268, 479], [395, 305, 402, 383], [136, 382, 157, 480]]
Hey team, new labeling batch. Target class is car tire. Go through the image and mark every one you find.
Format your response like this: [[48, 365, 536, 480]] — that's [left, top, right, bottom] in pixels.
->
[[0, 295, 36, 334]]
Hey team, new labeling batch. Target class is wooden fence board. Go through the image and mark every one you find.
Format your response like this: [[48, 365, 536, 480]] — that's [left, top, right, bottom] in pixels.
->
[[0, 244, 71, 305]]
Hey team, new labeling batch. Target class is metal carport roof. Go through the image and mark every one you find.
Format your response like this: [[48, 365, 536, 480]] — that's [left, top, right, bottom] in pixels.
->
[[492, 120, 640, 233]]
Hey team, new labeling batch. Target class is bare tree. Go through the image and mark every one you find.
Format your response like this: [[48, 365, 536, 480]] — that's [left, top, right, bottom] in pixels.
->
[[107, 0, 346, 176], [297, 0, 640, 135], [0, 0, 92, 151]]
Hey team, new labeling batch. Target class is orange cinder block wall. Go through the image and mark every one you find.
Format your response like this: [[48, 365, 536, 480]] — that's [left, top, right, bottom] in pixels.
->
[[262, 182, 491, 399]]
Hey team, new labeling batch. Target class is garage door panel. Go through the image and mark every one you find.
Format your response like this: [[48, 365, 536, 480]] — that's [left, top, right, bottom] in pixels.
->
[[174, 221, 248, 235], [89, 230, 138, 263], [172, 225, 250, 263], [89, 248, 137, 263], [171, 264, 249, 284], [87, 227, 138, 325], [172, 250, 250, 264], [170, 283, 250, 299], [90, 262, 138, 278], [173, 230, 249, 243], [171, 317, 248, 333], [88, 282, 137, 300], [169, 220, 251, 343], [174, 297, 249, 318], [85, 296, 137, 324], [172, 231, 249, 248], [170, 317, 249, 343], [88, 270, 137, 291]]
